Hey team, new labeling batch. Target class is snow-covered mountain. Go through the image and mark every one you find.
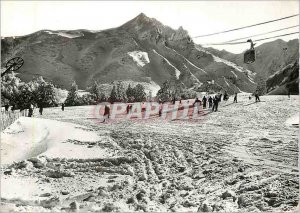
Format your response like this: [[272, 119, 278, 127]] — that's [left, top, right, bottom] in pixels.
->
[[1, 13, 256, 93]]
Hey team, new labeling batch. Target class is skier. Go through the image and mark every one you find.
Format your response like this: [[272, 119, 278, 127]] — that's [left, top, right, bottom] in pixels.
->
[[212, 96, 219, 112], [126, 104, 130, 114], [254, 91, 260, 102], [233, 93, 238, 103], [61, 103, 65, 111], [39, 105, 43, 115], [103, 105, 110, 122], [223, 92, 228, 101], [219, 93, 223, 102], [208, 96, 213, 108], [193, 98, 201, 114], [202, 96, 207, 109]]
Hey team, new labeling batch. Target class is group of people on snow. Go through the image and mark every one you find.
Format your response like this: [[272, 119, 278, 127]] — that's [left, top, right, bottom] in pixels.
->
[[16, 89, 266, 121]]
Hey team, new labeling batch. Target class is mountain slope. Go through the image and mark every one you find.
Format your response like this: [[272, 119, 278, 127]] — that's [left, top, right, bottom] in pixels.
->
[[266, 61, 299, 95], [1, 13, 256, 93]]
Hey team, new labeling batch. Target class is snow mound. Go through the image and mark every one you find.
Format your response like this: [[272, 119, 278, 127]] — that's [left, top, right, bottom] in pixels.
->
[[1, 117, 111, 165], [285, 113, 299, 126], [128, 51, 150, 67]]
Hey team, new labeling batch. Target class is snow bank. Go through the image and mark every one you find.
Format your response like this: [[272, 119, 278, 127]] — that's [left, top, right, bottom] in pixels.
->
[[1, 117, 111, 165], [1, 177, 51, 201], [153, 49, 181, 79], [128, 51, 150, 67], [285, 113, 299, 126]]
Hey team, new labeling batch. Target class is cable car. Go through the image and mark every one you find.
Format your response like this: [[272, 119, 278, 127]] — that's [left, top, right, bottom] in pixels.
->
[[244, 39, 255, 64]]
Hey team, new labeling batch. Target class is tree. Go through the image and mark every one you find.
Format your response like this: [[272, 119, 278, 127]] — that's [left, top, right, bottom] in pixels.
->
[[156, 81, 172, 103], [34, 77, 57, 107], [132, 84, 146, 102], [65, 81, 80, 106], [16, 81, 37, 109], [88, 81, 100, 101], [1, 72, 21, 105], [126, 84, 134, 102], [116, 81, 127, 102], [110, 81, 127, 103], [110, 85, 117, 103], [255, 74, 267, 96], [99, 92, 107, 102]]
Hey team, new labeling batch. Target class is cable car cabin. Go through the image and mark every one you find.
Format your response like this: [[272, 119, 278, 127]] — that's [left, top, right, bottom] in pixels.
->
[[244, 39, 256, 64], [244, 49, 255, 64]]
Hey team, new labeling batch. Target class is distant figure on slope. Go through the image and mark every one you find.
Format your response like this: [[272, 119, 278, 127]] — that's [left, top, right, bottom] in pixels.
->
[[61, 103, 65, 111], [288, 90, 290, 98], [126, 104, 130, 114], [28, 103, 34, 117], [249, 95, 252, 100], [172, 97, 176, 105], [212, 96, 219, 112], [202, 96, 207, 109], [254, 91, 260, 102], [223, 92, 229, 101], [233, 92, 238, 103], [193, 98, 201, 114], [208, 96, 213, 108], [4, 104, 9, 111], [39, 105, 43, 115], [103, 105, 110, 122], [159, 103, 162, 117], [219, 93, 223, 102]]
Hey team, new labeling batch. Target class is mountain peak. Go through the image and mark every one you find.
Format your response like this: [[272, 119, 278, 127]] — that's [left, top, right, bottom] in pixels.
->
[[133, 12, 156, 24], [137, 12, 147, 19], [121, 13, 163, 29]]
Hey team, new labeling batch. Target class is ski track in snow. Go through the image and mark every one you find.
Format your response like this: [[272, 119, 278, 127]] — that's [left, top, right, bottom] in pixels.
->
[[165, 46, 207, 74], [1, 95, 299, 212], [153, 49, 181, 79], [183, 64, 202, 85], [131, 38, 139, 47], [231, 71, 238, 78], [223, 77, 230, 86]]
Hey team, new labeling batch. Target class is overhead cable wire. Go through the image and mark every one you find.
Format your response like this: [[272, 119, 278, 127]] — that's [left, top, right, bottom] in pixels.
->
[[192, 14, 299, 38], [225, 25, 299, 42], [201, 31, 299, 45]]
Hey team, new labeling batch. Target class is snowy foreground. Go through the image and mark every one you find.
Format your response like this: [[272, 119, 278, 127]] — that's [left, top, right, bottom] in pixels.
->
[[1, 95, 299, 212]]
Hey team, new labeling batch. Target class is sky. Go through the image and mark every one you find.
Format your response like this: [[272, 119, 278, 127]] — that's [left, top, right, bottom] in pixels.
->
[[1, 1, 299, 53]]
